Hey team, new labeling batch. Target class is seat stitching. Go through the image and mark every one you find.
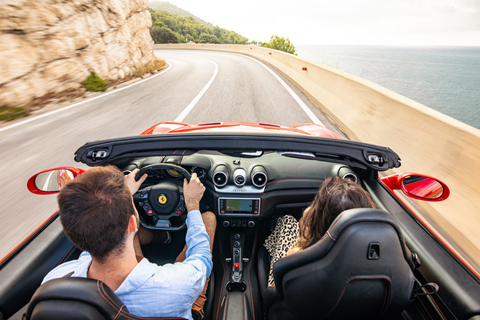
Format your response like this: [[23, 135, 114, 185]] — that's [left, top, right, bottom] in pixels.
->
[[326, 231, 336, 241], [328, 212, 344, 230], [97, 281, 123, 311], [119, 310, 186, 320], [58, 244, 75, 265], [429, 293, 447, 319], [324, 276, 390, 319], [375, 278, 391, 319], [101, 282, 123, 310], [98, 281, 119, 309], [113, 305, 124, 320], [417, 296, 434, 320]]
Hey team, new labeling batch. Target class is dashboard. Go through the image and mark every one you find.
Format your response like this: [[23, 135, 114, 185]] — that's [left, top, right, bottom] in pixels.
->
[[114, 150, 359, 222]]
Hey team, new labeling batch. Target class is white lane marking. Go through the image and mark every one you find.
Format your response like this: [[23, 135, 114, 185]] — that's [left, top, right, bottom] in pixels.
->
[[0, 63, 173, 133], [174, 58, 218, 122], [242, 55, 324, 126], [42, 171, 55, 191]]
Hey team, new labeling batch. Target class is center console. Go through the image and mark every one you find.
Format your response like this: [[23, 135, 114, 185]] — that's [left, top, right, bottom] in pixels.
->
[[214, 196, 259, 320]]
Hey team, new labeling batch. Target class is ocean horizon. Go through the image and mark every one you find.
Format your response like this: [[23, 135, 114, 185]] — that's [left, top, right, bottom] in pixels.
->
[[295, 45, 480, 130]]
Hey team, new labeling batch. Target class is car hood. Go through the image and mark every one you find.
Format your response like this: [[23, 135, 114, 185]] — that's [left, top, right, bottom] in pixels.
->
[[141, 122, 341, 139]]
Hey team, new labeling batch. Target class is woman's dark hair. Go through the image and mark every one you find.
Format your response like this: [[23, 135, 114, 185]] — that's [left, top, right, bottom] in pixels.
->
[[297, 176, 376, 249], [57, 165, 135, 262]]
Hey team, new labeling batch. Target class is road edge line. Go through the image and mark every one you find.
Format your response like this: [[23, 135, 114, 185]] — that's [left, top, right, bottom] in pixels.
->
[[0, 63, 173, 133], [242, 55, 324, 126]]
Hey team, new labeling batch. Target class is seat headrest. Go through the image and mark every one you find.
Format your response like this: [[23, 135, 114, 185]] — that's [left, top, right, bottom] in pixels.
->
[[24, 277, 127, 320], [24, 278, 187, 320], [273, 208, 415, 294]]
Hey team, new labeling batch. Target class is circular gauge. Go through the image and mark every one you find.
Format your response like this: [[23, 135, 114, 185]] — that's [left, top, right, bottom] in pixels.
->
[[164, 162, 182, 178], [191, 166, 207, 180]]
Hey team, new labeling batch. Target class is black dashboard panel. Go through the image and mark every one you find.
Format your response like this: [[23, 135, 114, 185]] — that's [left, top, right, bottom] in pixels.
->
[[115, 150, 359, 219]]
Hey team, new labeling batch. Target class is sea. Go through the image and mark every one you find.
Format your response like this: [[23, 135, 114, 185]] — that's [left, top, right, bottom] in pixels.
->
[[295, 45, 480, 130]]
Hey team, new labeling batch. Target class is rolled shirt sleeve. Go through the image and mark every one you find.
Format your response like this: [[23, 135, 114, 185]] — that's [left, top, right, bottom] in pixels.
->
[[183, 209, 213, 280]]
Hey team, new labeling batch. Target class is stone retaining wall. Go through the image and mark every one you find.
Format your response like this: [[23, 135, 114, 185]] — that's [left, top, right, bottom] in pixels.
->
[[0, 0, 155, 107]]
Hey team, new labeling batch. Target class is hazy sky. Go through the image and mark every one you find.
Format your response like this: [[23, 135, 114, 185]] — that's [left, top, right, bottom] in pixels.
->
[[152, 0, 480, 46]]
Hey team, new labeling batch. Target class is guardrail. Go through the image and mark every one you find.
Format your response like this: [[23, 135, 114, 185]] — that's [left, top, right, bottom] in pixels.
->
[[154, 43, 480, 267]]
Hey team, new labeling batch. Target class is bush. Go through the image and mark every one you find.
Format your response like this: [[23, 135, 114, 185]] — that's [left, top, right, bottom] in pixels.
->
[[199, 33, 220, 44], [81, 72, 109, 92], [0, 106, 30, 122], [264, 35, 296, 55], [126, 59, 167, 80]]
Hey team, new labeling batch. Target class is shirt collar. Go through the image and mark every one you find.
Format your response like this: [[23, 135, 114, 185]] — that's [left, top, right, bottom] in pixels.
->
[[115, 258, 157, 294]]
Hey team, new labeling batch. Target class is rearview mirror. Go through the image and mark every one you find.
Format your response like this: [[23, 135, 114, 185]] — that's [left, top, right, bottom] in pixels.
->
[[381, 173, 450, 202], [27, 167, 85, 195], [402, 176, 444, 200], [35, 170, 74, 192]]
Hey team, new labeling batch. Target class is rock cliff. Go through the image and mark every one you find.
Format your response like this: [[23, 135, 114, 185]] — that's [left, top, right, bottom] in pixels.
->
[[0, 0, 156, 107]]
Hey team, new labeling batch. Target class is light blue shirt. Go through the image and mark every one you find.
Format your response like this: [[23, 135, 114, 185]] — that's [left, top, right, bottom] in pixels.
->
[[42, 210, 212, 320]]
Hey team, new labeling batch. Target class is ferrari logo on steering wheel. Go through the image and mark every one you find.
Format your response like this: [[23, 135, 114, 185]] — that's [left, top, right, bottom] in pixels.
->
[[158, 194, 167, 204]]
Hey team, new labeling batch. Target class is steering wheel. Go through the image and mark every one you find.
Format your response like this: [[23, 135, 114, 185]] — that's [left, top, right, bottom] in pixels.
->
[[133, 164, 191, 231]]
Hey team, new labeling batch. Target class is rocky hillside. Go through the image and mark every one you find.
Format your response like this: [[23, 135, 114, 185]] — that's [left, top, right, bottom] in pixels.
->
[[0, 0, 156, 108]]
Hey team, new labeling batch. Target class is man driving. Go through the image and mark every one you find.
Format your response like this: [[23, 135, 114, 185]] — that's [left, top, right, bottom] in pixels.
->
[[42, 165, 215, 320]]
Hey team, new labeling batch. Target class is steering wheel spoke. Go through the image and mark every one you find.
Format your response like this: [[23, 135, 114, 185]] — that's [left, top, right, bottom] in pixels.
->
[[133, 164, 191, 231]]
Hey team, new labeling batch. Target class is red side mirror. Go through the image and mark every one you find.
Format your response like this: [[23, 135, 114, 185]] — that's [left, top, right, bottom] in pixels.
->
[[381, 173, 450, 202], [27, 167, 85, 195]]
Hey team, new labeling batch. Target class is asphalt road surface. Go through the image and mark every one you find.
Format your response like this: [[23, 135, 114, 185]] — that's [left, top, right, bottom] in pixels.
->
[[0, 50, 341, 260]]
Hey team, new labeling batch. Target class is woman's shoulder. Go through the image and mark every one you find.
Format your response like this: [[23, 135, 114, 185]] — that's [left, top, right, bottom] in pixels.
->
[[286, 246, 302, 256]]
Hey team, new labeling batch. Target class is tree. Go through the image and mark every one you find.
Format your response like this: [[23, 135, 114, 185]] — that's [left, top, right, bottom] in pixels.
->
[[264, 35, 296, 55], [199, 33, 220, 44], [150, 26, 179, 43], [148, 9, 249, 44]]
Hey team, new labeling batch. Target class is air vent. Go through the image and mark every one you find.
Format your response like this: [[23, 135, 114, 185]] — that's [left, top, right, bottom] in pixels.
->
[[251, 166, 268, 188], [213, 165, 228, 187], [343, 172, 358, 183], [233, 168, 246, 187]]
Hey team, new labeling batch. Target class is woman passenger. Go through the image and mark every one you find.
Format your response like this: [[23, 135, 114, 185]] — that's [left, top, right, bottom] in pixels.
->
[[263, 176, 376, 286]]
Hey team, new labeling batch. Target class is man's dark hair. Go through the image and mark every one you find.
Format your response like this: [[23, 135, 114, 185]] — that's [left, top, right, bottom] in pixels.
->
[[58, 165, 135, 262]]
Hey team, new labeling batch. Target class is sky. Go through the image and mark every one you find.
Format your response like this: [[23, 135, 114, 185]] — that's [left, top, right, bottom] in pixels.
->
[[150, 0, 480, 46]]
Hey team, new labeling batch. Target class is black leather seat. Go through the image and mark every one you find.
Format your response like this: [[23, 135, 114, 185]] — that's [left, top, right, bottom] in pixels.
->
[[23, 277, 186, 320], [259, 208, 417, 320]]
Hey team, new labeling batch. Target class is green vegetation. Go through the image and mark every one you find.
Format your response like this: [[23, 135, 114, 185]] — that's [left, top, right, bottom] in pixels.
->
[[0, 106, 30, 122], [128, 59, 167, 79], [149, 9, 248, 44], [81, 72, 109, 92], [264, 35, 296, 55]]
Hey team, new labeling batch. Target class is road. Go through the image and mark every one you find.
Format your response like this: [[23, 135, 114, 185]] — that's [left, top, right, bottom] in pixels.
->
[[0, 50, 340, 260]]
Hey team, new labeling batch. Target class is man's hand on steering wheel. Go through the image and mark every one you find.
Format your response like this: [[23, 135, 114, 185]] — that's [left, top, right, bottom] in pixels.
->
[[183, 173, 205, 212], [125, 169, 147, 195]]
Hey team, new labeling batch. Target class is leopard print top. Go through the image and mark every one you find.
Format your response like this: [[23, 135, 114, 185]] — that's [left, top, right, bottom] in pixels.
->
[[263, 215, 300, 286]]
